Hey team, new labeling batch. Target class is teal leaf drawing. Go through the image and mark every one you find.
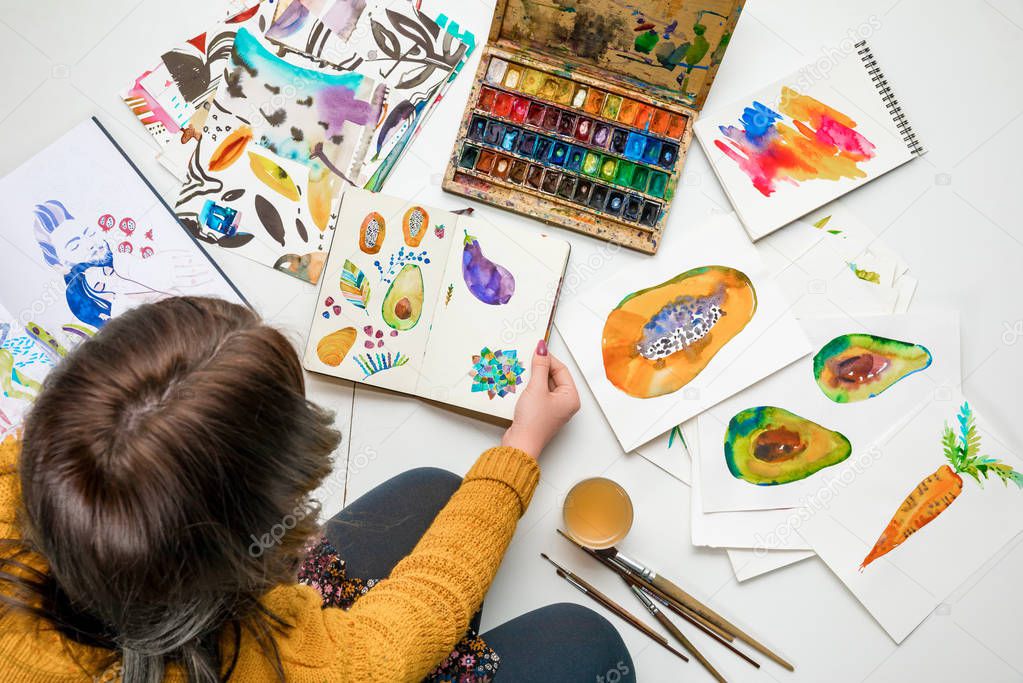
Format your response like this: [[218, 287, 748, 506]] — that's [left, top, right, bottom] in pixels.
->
[[340, 260, 371, 312]]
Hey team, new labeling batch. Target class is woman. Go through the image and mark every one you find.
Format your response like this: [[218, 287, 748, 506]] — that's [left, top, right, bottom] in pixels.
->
[[0, 297, 634, 682]]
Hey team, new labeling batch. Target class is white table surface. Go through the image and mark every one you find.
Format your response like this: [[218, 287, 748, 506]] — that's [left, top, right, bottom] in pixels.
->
[[1, 1, 1021, 680]]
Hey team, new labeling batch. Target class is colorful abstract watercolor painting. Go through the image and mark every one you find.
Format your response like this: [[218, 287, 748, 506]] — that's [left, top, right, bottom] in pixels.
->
[[0, 313, 56, 439], [121, 4, 264, 180], [861, 403, 1023, 570], [695, 47, 922, 241], [175, 28, 385, 284], [813, 333, 932, 403], [714, 87, 877, 197], [264, 0, 470, 186], [601, 265, 756, 399], [469, 348, 525, 399]]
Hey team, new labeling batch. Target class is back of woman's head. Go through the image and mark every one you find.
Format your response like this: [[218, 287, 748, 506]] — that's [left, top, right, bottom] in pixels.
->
[[12, 297, 339, 682]]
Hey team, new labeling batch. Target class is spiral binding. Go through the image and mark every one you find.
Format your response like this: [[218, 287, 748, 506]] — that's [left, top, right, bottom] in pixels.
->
[[855, 40, 924, 156]]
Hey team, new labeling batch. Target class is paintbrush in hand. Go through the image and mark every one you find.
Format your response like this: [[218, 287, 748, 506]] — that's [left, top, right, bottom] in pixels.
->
[[539, 553, 689, 663]]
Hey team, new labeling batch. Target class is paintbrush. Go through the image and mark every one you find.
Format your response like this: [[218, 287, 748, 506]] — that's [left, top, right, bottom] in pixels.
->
[[631, 586, 728, 683], [591, 542, 794, 672], [557, 529, 759, 669], [539, 553, 689, 663], [556, 530, 733, 641]]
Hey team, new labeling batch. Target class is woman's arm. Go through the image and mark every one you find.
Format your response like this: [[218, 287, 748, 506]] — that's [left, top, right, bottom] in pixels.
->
[[316, 343, 580, 681], [0, 436, 22, 541], [328, 446, 539, 680]]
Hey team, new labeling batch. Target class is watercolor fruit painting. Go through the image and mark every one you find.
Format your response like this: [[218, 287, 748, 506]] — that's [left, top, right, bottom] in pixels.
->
[[359, 211, 386, 255], [602, 266, 756, 398], [381, 264, 424, 331], [861, 403, 1023, 569], [403, 206, 429, 247], [316, 327, 357, 367], [813, 333, 932, 403], [724, 406, 852, 486], [462, 230, 515, 305]]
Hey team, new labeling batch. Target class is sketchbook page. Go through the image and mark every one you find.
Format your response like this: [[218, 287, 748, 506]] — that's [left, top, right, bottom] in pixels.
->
[[633, 425, 692, 485], [694, 46, 917, 240], [726, 548, 815, 582], [264, 0, 469, 188], [303, 188, 453, 394], [557, 212, 811, 453], [795, 399, 1023, 643], [174, 27, 384, 285], [0, 305, 58, 440], [418, 213, 570, 421], [690, 420, 810, 551], [0, 119, 244, 347], [699, 313, 962, 513]]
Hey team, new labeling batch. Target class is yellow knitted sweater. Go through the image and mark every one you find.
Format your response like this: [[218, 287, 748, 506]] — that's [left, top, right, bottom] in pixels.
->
[[0, 436, 539, 681]]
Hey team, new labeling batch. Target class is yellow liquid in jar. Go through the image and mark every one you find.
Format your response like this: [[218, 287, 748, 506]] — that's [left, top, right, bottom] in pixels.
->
[[563, 477, 634, 550]]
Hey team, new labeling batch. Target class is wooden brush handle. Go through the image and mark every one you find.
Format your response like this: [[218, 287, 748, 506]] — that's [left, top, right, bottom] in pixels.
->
[[649, 575, 794, 672], [653, 610, 728, 683]]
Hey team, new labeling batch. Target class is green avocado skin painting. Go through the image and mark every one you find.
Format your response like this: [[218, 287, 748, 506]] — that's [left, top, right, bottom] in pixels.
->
[[724, 406, 851, 486], [812, 333, 932, 403]]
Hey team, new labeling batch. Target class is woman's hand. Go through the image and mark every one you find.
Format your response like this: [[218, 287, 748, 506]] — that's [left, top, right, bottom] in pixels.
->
[[502, 340, 581, 459]]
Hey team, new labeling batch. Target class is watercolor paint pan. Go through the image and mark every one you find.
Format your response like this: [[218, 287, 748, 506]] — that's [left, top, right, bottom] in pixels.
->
[[469, 104, 677, 195], [458, 115, 669, 218], [461, 115, 667, 196], [457, 139, 662, 227]]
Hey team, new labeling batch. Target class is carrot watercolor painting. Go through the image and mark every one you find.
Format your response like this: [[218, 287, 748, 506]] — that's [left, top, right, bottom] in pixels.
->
[[860, 402, 1023, 570]]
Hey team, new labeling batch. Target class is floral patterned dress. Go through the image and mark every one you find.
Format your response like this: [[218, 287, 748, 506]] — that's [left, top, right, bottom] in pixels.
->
[[297, 537, 500, 682]]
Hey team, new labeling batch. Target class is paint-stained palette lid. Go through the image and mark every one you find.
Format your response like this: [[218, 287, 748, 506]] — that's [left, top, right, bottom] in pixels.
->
[[488, 0, 745, 110]]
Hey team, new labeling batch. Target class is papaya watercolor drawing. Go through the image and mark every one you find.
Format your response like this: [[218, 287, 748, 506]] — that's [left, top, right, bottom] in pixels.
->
[[602, 266, 756, 398], [861, 403, 1023, 570]]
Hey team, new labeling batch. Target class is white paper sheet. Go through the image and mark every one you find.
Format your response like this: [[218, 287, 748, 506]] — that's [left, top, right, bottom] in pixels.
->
[[557, 213, 811, 452], [796, 399, 1023, 642], [699, 313, 962, 513], [726, 548, 815, 582], [694, 43, 919, 240], [634, 425, 692, 485], [691, 428, 812, 551]]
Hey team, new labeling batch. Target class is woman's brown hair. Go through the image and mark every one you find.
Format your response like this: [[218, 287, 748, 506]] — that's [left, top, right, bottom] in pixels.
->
[[0, 297, 340, 681]]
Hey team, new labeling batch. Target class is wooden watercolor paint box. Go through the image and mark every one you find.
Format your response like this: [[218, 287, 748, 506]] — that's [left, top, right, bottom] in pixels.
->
[[443, 0, 745, 254]]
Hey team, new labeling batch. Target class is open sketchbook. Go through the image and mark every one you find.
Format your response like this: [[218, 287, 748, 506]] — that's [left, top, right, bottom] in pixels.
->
[[303, 188, 571, 420], [695, 40, 924, 240], [0, 118, 245, 437]]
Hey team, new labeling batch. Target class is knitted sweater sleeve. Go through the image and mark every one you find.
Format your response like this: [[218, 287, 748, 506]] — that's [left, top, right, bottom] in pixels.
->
[[321, 446, 539, 681], [0, 436, 21, 542]]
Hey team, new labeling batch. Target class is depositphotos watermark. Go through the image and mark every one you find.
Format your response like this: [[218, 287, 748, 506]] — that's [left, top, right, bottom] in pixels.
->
[[752, 443, 883, 555], [596, 660, 631, 683]]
